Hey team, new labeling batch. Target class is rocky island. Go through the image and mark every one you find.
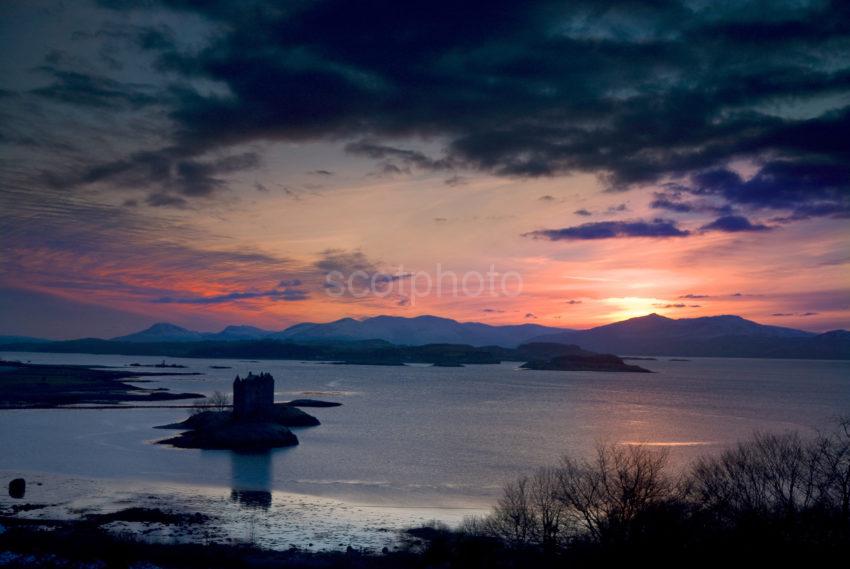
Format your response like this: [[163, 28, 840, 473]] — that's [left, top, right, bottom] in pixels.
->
[[156, 372, 328, 450]]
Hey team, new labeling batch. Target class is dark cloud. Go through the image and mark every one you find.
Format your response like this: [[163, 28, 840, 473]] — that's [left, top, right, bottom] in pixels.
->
[[55, 0, 846, 214], [680, 294, 709, 299], [525, 312, 537, 319], [345, 140, 454, 172], [373, 272, 413, 284], [145, 192, 188, 208], [649, 191, 734, 216], [31, 67, 158, 109], [683, 162, 850, 219], [573, 208, 592, 217], [651, 196, 695, 213], [813, 255, 850, 267], [565, 299, 582, 305], [538, 195, 556, 202], [444, 175, 468, 186], [653, 303, 687, 308], [314, 249, 380, 275], [314, 249, 408, 296], [154, 287, 309, 304], [773, 311, 821, 317], [72, 21, 178, 53], [524, 218, 689, 241], [47, 149, 261, 200], [309, 169, 334, 176], [700, 215, 771, 233], [482, 308, 505, 313]]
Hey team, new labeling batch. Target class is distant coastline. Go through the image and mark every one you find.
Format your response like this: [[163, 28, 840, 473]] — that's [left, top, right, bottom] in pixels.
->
[[0, 360, 202, 408], [3, 313, 847, 360]]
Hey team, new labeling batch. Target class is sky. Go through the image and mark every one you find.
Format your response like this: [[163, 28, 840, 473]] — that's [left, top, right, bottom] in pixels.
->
[[0, 0, 848, 339]]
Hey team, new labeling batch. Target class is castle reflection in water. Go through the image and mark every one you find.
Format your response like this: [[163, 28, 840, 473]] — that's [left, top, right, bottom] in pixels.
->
[[229, 450, 272, 510]]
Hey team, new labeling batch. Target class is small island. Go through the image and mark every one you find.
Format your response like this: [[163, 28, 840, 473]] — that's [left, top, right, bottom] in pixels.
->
[[431, 360, 464, 367], [156, 372, 328, 450], [518, 344, 652, 373], [129, 361, 188, 369]]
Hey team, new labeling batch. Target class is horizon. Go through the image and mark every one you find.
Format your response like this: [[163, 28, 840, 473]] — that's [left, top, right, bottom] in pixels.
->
[[6, 311, 835, 342], [2, 1, 849, 338]]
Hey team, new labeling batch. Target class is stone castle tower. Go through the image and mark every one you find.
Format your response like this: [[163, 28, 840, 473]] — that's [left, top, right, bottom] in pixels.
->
[[232, 372, 274, 422]]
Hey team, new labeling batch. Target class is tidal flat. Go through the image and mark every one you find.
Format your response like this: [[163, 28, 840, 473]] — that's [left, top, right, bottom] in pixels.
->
[[0, 471, 477, 552]]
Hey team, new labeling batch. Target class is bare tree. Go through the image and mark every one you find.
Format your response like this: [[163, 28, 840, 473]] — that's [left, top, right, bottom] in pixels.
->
[[486, 467, 570, 552], [189, 398, 208, 416], [690, 431, 819, 520], [208, 390, 231, 412], [486, 444, 671, 550], [528, 466, 568, 553], [487, 476, 535, 548], [556, 443, 671, 543], [812, 417, 850, 518], [188, 390, 231, 415]]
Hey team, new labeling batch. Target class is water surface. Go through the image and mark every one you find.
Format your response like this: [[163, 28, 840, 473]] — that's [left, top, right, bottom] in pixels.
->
[[1, 351, 847, 547]]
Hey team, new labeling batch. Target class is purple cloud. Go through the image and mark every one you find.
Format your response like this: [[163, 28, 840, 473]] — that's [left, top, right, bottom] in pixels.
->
[[524, 219, 690, 241], [700, 215, 771, 233]]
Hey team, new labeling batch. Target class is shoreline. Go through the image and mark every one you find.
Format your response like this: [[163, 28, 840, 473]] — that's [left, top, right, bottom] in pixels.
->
[[0, 468, 487, 552], [0, 466, 496, 510]]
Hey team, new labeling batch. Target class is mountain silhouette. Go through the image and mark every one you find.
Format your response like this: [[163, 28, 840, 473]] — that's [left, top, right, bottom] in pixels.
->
[[270, 315, 564, 347], [528, 313, 847, 358], [95, 313, 850, 358], [111, 323, 206, 342], [4, 313, 847, 359]]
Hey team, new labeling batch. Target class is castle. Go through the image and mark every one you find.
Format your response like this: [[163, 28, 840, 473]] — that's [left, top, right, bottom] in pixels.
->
[[232, 372, 275, 422]]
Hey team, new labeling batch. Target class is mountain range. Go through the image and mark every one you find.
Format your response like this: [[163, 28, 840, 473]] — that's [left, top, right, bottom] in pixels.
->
[[527, 313, 850, 359], [111, 316, 565, 348], [111, 323, 274, 343], [2, 314, 848, 359]]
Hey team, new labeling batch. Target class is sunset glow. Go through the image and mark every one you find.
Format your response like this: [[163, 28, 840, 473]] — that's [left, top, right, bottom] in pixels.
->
[[1, 1, 848, 338]]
